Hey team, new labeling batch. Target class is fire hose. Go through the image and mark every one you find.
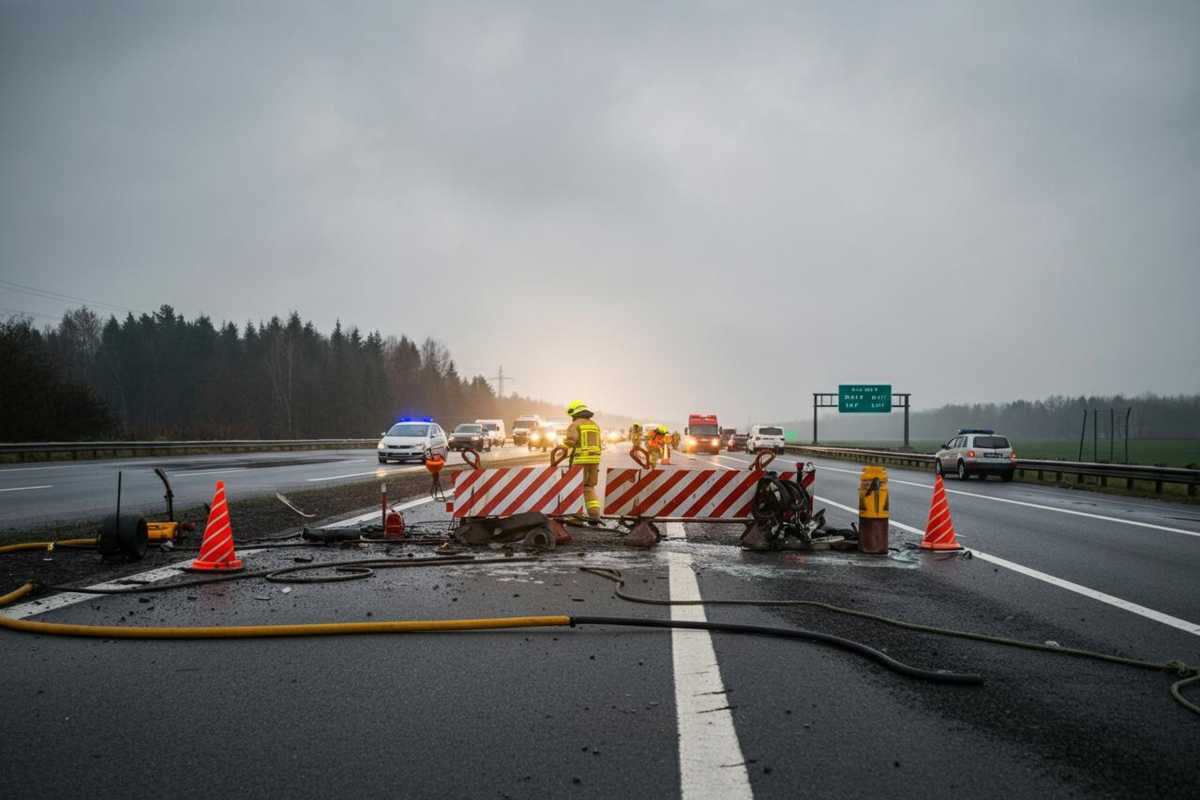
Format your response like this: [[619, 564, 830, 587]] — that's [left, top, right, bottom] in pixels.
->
[[579, 567, 1200, 717], [0, 558, 982, 687]]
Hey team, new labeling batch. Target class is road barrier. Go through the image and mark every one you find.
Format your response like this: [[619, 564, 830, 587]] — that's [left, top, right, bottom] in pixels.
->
[[784, 445, 1200, 497], [451, 465, 585, 519], [0, 438, 380, 463], [603, 467, 798, 521]]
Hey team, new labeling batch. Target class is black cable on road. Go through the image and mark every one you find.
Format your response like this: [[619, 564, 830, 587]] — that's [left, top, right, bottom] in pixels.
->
[[580, 567, 1200, 717], [571, 615, 982, 685]]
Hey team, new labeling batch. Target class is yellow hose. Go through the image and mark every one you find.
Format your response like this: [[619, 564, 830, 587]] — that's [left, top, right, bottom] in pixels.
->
[[0, 582, 570, 639], [0, 538, 97, 554]]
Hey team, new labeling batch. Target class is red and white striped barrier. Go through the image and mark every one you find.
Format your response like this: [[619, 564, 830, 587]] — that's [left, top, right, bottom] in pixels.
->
[[603, 467, 797, 520], [451, 466, 585, 519]]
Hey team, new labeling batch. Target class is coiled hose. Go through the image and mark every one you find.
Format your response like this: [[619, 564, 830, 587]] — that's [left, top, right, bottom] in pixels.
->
[[580, 567, 1200, 717]]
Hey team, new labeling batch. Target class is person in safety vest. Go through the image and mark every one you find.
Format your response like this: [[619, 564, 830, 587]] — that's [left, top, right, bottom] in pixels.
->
[[563, 400, 603, 522], [647, 424, 668, 467], [629, 422, 643, 448]]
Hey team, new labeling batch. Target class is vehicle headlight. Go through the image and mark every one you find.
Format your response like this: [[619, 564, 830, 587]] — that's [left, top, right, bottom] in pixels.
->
[[377, 443, 385, 450], [685, 436, 697, 446], [531, 433, 541, 441], [711, 438, 720, 446]]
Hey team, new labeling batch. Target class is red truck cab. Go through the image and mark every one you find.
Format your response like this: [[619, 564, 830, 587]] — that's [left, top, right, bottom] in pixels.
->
[[684, 413, 722, 454]]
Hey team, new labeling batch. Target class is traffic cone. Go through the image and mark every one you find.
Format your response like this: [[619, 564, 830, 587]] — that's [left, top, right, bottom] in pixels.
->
[[662, 445, 672, 465], [384, 510, 406, 539], [189, 481, 244, 571], [919, 474, 962, 551]]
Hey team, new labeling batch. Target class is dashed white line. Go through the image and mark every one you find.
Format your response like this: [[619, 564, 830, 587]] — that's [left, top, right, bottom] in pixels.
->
[[0, 484, 52, 493], [669, 550, 753, 800], [322, 495, 445, 529], [307, 466, 422, 482], [172, 468, 246, 478]]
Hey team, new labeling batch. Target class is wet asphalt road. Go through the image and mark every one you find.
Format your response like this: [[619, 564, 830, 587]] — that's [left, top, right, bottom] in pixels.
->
[[2, 448, 1198, 798], [0, 445, 534, 528]]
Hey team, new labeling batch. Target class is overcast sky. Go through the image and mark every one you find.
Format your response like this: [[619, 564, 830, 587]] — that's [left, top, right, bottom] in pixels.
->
[[3, 1, 1198, 423]]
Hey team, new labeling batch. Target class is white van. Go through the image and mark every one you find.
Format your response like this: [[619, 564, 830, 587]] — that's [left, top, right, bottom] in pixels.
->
[[475, 419, 506, 447], [746, 424, 786, 454]]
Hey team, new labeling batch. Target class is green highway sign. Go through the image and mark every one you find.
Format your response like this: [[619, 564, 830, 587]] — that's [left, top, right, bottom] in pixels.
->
[[838, 384, 892, 413]]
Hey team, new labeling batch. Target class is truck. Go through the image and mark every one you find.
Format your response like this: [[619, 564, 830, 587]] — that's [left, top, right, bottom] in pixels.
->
[[510, 415, 543, 447], [684, 413, 722, 454]]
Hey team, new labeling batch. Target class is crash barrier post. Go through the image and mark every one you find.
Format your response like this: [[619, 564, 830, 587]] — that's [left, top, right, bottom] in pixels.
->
[[857, 466, 889, 554], [603, 466, 797, 521], [784, 444, 1200, 497], [451, 465, 585, 519]]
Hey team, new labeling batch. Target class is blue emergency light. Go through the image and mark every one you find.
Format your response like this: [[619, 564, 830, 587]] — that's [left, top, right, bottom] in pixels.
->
[[956, 428, 994, 435], [398, 416, 433, 423]]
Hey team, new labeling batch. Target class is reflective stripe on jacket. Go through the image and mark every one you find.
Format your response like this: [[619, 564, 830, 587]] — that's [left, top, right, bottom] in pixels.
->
[[565, 419, 602, 465]]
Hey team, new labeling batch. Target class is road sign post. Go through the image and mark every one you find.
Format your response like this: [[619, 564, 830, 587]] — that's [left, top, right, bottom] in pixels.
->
[[812, 387, 911, 448]]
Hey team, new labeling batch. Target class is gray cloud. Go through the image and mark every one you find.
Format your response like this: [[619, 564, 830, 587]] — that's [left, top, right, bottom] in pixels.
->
[[3, 1, 1198, 423]]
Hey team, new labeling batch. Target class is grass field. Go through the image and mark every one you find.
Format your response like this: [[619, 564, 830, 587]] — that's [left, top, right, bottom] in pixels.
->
[[788, 438, 1200, 468]]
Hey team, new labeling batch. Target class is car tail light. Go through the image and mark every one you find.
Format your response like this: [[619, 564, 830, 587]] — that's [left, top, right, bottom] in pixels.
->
[[967, 449, 976, 458]]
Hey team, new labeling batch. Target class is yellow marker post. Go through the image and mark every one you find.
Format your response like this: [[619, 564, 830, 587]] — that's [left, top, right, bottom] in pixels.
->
[[857, 465, 889, 553]]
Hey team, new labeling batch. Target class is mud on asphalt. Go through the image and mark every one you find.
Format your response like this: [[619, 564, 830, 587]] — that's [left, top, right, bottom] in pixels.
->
[[0, 469, 467, 596]]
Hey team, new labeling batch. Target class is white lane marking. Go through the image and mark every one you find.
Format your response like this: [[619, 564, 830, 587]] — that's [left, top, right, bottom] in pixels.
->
[[322, 495, 445, 529], [172, 468, 246, 477], [815, 494, 1200, 638], [307, 466, 422, 482], [0, 549, 264, 621], [0, 484, 52, 493], [724, 455, 1200, 540], [669, 551, 753, 800], [666, 521, 688, 541]]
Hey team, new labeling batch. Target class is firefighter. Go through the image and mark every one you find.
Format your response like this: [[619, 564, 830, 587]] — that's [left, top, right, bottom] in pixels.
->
[[563, 400, 603, 523], [647, 424, 668, 467]]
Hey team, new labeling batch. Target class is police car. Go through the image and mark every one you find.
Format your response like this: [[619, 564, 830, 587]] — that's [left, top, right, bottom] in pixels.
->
[[934, 429, 1016, 481], [377, 417, 449, 464]]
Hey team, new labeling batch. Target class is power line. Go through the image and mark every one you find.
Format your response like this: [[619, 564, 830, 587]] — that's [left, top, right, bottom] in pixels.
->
[[0, 306, 66, 321], [0, 278, 150, 316]]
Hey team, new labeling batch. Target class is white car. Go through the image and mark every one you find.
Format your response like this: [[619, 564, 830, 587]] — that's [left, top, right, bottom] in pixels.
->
[[475, 419, 506, 447], [746, 424, 786, 454], [935, 429, 1016, 481], [377, 420, 448, 464]]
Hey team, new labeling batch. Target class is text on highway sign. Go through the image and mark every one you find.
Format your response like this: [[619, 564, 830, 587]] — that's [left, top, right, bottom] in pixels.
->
[[838, 384, 892, 413]]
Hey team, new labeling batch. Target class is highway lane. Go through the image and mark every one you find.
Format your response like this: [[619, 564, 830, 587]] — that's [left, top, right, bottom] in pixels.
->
[[702, 451, 1200, 628], [2, 446, 1198, 798], [0, 444, 540, 528]]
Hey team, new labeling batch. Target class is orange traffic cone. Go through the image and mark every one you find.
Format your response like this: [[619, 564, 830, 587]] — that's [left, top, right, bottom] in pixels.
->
[[662, 445, 672, 465], [189, 481, 244, 571], [919, 474, 962, 550]]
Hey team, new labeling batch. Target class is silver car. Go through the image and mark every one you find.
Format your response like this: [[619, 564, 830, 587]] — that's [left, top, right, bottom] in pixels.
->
[[935, 429, 1016, 481], [377, 421, 448, 464]]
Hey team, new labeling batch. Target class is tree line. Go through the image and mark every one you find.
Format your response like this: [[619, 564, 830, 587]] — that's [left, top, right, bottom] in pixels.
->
[[0, 307, 569, 441], [783, 394, 1200, 442]]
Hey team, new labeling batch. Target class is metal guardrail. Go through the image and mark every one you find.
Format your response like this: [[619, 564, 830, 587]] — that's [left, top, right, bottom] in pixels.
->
[[783, 445, 1200, 497], [0, 439, 380, 463]]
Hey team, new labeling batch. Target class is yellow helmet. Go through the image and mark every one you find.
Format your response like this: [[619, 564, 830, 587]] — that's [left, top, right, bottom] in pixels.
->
[[656, 424, 668, 434], [565, 400, 590, 417]]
